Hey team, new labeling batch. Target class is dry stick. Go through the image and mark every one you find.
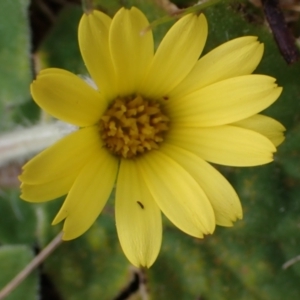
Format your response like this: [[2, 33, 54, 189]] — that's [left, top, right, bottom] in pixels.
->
[[0, 232, 63, 299], [262, 0, 299, 64], [282, 254, 300, 270]]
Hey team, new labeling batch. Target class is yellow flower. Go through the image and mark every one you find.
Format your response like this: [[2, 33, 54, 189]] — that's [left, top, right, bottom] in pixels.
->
[[20, 7, 284, 267]]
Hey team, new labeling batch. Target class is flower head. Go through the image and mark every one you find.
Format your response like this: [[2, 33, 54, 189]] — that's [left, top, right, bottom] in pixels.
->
[[20, 7, 284, 267]]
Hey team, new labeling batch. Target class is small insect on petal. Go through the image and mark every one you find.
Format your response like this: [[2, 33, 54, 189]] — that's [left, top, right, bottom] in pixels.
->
[[137, 201, 144, 209]]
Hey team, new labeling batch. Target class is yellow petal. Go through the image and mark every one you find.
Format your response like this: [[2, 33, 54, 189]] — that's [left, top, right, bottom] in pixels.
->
[[116, 159, 162, 268], [138, 151, 215, 238], [170, 36, 264, 98], [109, 7, 153, 96], [31, 68, 108, 127], [231, 114, 285, 147], [167, 125, 276, 166], [53, 149, 118, 240], [167, 75, 282, 127], [161, 143, 242, 226], [21, 174, 76, 202], [140, 14, 207, 99], [20, 126, 102, 184], [79, 11, 117, 100]]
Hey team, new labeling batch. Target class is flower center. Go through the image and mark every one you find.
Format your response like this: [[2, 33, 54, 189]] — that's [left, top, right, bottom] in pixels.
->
[[100, 95, 169, 158]]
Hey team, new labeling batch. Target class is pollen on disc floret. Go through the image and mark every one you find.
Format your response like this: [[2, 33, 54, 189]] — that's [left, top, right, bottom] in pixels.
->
[[100, 95, 170, 158]]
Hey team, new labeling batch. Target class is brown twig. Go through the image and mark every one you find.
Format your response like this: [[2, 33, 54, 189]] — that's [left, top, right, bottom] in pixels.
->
[[262, 0, 299, 64]]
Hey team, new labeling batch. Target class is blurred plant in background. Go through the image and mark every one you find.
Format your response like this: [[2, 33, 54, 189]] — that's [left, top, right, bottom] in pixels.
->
[[1, 0, 300, 299]]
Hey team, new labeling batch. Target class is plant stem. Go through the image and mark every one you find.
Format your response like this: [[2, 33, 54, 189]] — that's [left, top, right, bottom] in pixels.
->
[[143, 0, 222, 34], [282, 254, 300, 269], [81, 0, 94, 13]]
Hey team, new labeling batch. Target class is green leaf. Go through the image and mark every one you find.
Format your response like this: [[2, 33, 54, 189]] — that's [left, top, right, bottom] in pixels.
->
[[277, 124, 300, 180], [0, 0, 32, 129], [0, 245, 38, 300], [0, 190, 38, 244], [41, 6, 86, 75], [44, 212, 131, 299]]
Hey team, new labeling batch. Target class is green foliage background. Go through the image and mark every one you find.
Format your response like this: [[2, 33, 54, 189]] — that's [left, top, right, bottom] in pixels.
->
[[1, 0, 300, 299]]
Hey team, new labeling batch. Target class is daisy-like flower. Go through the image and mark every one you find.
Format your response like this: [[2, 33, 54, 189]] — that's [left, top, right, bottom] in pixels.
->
[[20, 7, 284, 267]]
